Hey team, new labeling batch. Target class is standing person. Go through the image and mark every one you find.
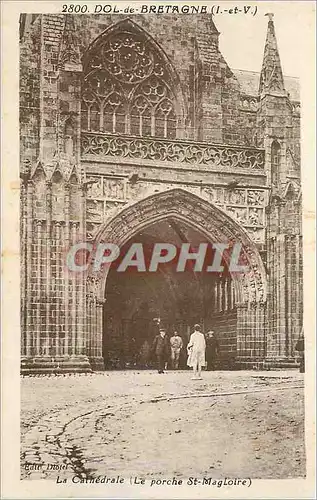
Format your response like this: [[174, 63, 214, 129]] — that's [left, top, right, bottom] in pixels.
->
[[187, 324, 206, 380], [152, 328, 169, 374], [139, 339, 151, 369], [205, 330, 219, 371], [170, 331, 183, 369]]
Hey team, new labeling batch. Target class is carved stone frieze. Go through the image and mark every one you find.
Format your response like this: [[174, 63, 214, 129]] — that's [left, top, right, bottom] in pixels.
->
[[86, 175, 127, 201], [87, 188, 267, 306], [247, 189, 266, 206], [86, 177, 103, 198], [226, 206, 248, 225], [224, 189, 247, 205], [81, 133, 265, 170], [246, 227, 265, 244], [85, 175, 267, 243], [86, 200, 104, 222], [248, 207, 264, 226], [86, 221, 101, 240]]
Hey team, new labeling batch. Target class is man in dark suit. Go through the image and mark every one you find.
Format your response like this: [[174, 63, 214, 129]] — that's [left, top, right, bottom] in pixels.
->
[[205, 330, 219, 371], [152, 329, 169, 373]]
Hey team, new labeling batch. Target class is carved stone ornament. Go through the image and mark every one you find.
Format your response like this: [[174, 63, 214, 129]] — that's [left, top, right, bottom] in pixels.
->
[[81, 132, 265, 170], [86, 188, 267, 305]]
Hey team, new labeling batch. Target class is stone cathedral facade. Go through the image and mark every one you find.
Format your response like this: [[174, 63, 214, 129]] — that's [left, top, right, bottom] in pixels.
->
[[19, 13, 302, 373]]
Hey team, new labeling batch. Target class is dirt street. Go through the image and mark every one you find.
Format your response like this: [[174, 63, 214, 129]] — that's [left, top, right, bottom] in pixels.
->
[[21, 370, 305, 480]]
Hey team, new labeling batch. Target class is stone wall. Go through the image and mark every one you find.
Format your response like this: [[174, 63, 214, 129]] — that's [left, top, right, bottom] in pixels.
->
[[19, 13, 302, 372]]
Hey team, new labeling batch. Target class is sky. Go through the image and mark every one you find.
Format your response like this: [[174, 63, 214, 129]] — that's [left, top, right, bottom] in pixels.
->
[[211, 1, 315, 78], [12, 1, 315, 79]]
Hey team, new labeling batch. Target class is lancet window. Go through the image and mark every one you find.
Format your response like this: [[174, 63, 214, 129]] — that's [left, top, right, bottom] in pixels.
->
[[81, 28, 177, 139]]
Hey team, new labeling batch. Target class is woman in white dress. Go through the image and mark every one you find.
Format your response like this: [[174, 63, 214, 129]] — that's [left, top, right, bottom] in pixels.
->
[[187, 324, 206, 380]]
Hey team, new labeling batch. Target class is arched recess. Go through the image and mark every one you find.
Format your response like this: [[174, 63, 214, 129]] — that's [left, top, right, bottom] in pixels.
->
[[85, 189, 267, 370], [81, 19, 186, 139]]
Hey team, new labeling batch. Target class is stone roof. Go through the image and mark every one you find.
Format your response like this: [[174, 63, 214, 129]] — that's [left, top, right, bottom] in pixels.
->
[[233, 69, 300, 101]]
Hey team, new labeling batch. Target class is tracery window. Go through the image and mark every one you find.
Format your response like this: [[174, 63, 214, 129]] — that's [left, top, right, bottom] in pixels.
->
[[81, 27, 178, 139]]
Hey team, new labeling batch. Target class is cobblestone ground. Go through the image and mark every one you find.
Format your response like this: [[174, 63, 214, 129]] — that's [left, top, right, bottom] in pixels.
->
[[21, 370, 305, 480]]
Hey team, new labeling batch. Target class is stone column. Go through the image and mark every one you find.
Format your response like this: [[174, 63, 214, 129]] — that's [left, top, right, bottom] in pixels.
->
[[277, 233, 287, 358], [224, 278, 229, 311], [236, 303, 248, 364], [35, 219, 42, 356], [44, 181, 52, 356], [77, 184, 86, 355], [95, 300, 105, 369], [55, 221, 61, 356], [70, 221, 78, 355], [25, 180, 34, 357], [214, 280, 218, 312], [218, 280, 222, 312], [64, 183, 70, 356], [20, 178, 27, 356], [230, 279, 235, 309]]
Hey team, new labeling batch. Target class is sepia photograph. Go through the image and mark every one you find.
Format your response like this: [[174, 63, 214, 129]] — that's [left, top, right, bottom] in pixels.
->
[[1, 1, 316, 499]]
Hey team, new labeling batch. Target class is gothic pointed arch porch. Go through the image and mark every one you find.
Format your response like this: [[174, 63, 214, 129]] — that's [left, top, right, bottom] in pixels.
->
[[86, 188, 268, 370]]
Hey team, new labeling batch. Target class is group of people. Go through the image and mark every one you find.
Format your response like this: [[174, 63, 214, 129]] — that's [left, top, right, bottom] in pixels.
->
[[152, 324, 219, 379]]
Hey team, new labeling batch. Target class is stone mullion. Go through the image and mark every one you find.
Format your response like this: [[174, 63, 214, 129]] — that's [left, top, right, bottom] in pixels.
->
[[35, 220, 42, 356], [25, 180, 34, 357], [87, 104, 91, 131], [99, 102, 104, 132], [45, 181, 52, 356], [64, 184, 70, 356]]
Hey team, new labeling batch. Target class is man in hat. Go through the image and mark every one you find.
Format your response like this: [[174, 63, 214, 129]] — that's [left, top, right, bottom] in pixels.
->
[[152, 328, 169, 373], [205, 330, 219, 371]]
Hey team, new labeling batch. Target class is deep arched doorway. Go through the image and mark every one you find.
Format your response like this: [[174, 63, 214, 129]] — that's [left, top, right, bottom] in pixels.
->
[[102, 218, 237, 369], [86, 188, 267, 370]]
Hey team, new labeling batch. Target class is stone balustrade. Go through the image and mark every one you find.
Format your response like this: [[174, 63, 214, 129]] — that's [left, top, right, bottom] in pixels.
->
[[81, 132, 265, 171]]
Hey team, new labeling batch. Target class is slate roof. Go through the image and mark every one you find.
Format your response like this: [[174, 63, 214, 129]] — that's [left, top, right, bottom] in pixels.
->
[[233, 69, 300, 101]]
